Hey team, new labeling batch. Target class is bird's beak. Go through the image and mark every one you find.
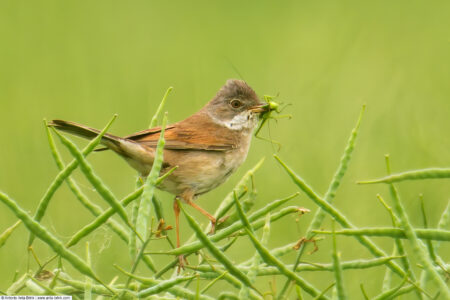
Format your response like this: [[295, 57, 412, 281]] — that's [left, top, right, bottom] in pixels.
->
[[249, 103, 269, 113]]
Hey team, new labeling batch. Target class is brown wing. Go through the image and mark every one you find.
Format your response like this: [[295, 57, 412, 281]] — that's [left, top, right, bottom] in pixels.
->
[[125, 112, 238, 151], [124, 125, 175, 140]]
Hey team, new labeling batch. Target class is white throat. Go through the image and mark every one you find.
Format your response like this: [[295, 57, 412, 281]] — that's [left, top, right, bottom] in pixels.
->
[[210, 110, 258, 131]]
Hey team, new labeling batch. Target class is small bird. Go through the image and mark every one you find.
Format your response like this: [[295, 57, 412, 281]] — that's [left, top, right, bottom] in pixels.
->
[[49, 79, 267, 262]]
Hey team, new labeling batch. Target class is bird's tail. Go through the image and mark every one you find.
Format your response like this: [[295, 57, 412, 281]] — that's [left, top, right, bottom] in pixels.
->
[[48, 119, 121, 151]]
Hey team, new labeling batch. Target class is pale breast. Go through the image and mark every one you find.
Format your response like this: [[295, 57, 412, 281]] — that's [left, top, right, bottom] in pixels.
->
[[157, 131, 253, 197]]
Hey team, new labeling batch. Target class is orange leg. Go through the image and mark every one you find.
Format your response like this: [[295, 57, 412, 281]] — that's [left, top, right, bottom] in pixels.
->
[[185, 199, 218, 234], [173, 199, 181, 248], [173, 198, 185, 271], [173, 193, 225, 271]]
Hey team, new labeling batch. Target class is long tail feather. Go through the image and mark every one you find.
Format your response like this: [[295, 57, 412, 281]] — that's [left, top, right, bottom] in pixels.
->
[[48, 119, 121, 149]]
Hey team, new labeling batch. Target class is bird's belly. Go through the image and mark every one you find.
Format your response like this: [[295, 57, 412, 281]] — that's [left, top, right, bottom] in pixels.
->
[[158, 148, 247, 197]]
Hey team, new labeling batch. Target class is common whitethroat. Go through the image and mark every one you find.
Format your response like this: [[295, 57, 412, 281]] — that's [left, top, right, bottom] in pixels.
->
[[49, 79, 268, 262]]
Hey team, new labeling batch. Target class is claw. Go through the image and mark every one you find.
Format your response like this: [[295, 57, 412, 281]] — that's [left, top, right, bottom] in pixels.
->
[[177, 255, 188, 273], [207, 219, 217, 235], [208, 216, 229, 235], [219, 216, 230, 224]]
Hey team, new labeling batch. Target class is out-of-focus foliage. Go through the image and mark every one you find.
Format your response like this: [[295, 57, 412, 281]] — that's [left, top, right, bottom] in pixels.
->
[[1, 1, 449, 297]]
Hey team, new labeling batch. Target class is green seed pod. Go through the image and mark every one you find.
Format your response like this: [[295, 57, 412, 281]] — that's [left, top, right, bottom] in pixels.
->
[[136, 112, 168, 240], [29, 115, 117, 246], [178, 200, 256, 291], [0, 192, 104, 287]]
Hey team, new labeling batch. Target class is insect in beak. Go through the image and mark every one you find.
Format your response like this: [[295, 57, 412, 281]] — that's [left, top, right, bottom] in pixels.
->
[[253, 95, 292, 151]]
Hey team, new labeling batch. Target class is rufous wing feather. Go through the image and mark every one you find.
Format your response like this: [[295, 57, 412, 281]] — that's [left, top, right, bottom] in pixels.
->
[[126, 113, 238, 151]]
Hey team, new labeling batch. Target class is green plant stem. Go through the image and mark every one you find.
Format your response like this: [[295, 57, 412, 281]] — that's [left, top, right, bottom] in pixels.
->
[[331, 223, 347, 300], [313, 228, 450, 241], [114, 265, 214, 300], [274, 155, 407, 279], [385, 173, 449, 297], [0, 191, 107, 290], [178, 199, 257, 293], [29, 115, 117, 246], [149, 202, 300, 256], [44, 119, 129, 243], [137, 113, 168, 240], [278, 106, 365, 299], [149, 86, 173, 128], [215, 157, 265, 222], [358, 168, 450, 184], [65, 188, 143, 248], [192, 256, 402, 276], [0, 220, 21, 248], [233, 192, 326, 299], [52, 128, 135, 235]]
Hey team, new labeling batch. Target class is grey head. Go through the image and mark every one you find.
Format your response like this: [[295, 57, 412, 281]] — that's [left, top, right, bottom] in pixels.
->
[[204, 79, 267, 131]]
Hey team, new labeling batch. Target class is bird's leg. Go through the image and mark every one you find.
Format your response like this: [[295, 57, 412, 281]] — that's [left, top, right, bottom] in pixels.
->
[[173, 198, 186, 271], [185, 199, 219, 235], [173, 198, 181, 248]]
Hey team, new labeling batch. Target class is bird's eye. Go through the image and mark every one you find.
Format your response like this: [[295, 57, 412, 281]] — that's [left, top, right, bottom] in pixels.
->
[[230, 99, 242, 109]]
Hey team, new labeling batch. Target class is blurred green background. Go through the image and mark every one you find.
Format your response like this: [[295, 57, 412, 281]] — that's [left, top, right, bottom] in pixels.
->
[[1, 0, 449, 297]]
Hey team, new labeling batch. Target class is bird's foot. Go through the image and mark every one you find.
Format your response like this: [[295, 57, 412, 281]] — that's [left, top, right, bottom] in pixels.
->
[[177, 255, 188, 274], [219, 215, 230, 224], [207, 219, 217, 235], [207, 216, 229, 235]]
